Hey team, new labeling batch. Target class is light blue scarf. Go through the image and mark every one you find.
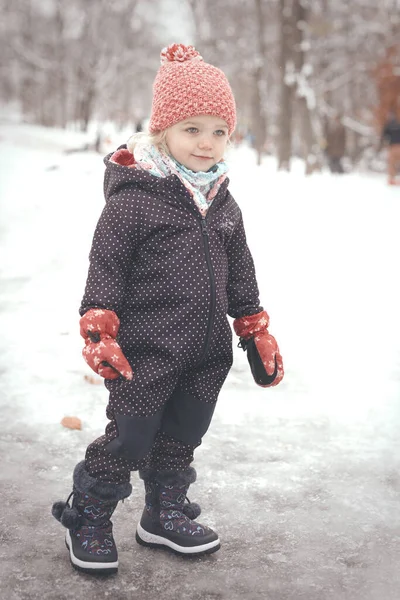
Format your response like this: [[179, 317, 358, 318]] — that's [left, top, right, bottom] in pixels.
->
[[133, 142, 228, 216]]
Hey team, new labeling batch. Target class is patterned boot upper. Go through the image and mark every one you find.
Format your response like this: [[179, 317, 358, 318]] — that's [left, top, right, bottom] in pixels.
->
[[71, 488, 117, 557], [145, 479, 212, 538]]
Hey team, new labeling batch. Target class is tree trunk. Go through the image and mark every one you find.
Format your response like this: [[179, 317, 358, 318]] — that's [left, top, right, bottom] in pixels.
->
[[252, 0, 268, 166], [187, 0, 215, 57], [277, 0, 294, 171], [292, 0, 322, 174], [20, 0, 36, 120], [251, 67, 267, 165], [54, 1, 67, 128]]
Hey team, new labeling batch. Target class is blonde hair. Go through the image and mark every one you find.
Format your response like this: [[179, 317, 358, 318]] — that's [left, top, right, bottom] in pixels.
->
[[127, 130, 168, 155]]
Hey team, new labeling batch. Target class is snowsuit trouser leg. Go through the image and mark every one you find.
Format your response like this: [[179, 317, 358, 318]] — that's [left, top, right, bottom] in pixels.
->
[[84, 353, 231, 484]]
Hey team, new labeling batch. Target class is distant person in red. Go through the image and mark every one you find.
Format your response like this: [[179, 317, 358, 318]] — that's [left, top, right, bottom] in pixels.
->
[[380, 111, 400, 185]]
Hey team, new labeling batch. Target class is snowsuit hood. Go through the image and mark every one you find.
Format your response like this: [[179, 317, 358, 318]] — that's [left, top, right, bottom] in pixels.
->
[[102, 145, 226, 206], [103, 146, 158, 201]]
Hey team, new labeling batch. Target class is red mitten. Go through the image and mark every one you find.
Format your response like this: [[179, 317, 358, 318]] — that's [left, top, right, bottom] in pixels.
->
[[82, 335, 133, 380], [233, 311, 284, 387], [79, 308, 120, 340], [79, 308, 133, 380]]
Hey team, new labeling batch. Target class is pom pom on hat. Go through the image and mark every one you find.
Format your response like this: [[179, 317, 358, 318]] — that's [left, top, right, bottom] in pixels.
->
[[160, 44, 203, 64], [149, 43, 236, 135]]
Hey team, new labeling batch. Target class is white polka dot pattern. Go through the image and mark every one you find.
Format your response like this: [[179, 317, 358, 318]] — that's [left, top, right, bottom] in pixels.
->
[[81, 154, 262, 482]]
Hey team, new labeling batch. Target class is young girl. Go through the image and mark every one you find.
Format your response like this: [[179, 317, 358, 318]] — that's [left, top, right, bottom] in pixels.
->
[[52, 43, 284, 575]]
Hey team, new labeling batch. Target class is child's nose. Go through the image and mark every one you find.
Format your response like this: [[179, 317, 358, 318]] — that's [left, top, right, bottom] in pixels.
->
[[198, 136, 213, 150]]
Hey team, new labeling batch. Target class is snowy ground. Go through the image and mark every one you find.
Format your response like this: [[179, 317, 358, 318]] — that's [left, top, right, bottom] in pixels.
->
[[1, 122, 400, 600]]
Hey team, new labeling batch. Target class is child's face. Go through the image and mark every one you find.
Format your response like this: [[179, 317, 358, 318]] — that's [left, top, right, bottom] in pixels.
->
[[165, 115, 229, 172]]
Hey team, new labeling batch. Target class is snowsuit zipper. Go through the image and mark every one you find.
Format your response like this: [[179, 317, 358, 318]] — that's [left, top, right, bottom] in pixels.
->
[[199, 216, 216, 363]]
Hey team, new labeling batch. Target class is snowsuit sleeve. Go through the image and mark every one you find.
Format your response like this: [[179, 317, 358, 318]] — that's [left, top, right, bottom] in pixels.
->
[[79, 192, 140, 316], [226, 211, 263, 319]]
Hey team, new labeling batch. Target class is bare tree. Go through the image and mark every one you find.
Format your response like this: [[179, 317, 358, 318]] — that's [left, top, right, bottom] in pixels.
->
[[1, 0, 399, 172], [277, 0, 295, 170], [291, 0, 323, 174], [1, 0, 159, 129], [251, 0, 268, 165]]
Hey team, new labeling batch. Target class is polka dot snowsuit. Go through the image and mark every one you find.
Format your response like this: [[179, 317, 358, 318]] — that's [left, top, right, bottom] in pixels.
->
[[81, 154, 262, 483]]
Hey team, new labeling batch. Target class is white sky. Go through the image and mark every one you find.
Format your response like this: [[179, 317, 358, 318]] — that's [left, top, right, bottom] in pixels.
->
[[151, 0, 194, 44]]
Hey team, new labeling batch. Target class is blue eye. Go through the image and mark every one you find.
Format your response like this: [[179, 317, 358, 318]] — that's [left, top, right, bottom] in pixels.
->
[[215, 130, 226, 136], [186, 127, 198, 133]]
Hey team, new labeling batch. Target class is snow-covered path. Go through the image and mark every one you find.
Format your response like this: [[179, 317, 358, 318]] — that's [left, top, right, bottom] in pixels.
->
[[1, 123, 400, 599]]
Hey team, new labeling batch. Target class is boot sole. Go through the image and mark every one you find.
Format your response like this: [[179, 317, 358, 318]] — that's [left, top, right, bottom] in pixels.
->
[[65, 530, 118, 575], [135, 522, 221, 557]]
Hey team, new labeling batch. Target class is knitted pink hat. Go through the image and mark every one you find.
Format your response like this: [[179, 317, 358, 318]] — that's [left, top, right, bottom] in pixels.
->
[[149, 44, 236, 135]]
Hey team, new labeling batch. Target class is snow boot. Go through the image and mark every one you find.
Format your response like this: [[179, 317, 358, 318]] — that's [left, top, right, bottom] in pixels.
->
[[136, 467, 220, 556], [51, 461, 131, 575]]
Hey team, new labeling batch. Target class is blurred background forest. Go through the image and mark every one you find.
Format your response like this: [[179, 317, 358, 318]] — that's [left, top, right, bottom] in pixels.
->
[[1, 0, 400, 172]]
